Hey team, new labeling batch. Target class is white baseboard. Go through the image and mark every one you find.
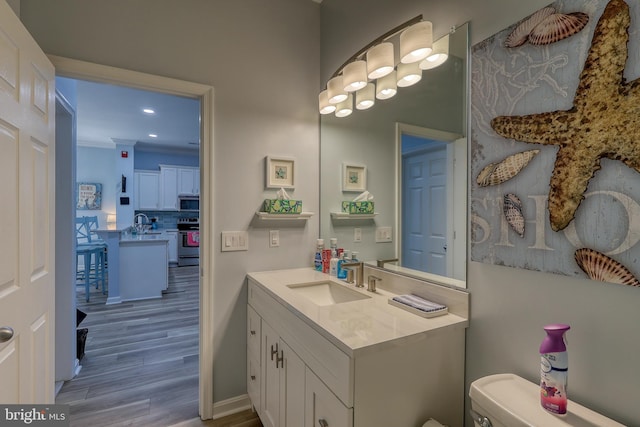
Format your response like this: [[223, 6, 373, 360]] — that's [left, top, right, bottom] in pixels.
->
[[212, 394, 252, 420]]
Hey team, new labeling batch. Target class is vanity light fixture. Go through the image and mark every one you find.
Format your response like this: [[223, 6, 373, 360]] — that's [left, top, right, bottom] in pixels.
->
[[327, 75, 348, 104], [399, 21, 433, 64], [396, 61, 422, 87], [366, 42, 395, 79], [376, 70, 397, 100], [335, 93, 353, 117], [319, 15, 454, 117], [343, 60, 368, 92], [420, 34, 449, 70], [319, 90, 337, 115], [356, 83, 375, 110]]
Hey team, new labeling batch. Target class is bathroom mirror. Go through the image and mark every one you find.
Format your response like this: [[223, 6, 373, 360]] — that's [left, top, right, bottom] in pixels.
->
[[320, 23, 468, 288]]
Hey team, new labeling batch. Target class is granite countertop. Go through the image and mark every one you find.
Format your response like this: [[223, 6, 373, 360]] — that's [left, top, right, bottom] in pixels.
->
[[247, 268, 468, 356], [120, 232, 170, 243]]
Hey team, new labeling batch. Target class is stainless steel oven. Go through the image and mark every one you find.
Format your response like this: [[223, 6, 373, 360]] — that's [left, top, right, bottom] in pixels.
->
[[177, 217, 199, 266]]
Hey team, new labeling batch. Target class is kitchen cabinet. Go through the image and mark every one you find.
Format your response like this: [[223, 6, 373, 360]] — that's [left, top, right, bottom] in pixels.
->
[[166, 230, 178, 266], [134, 171, 160, 210], [178, 166, 199, 195], [160, 165, 200, 209], [247, 269, 467, 427], [160, 166, 178, 210]]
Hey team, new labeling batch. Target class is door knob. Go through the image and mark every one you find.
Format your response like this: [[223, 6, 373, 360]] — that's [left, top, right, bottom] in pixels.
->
[[0, 326, 14, 343]]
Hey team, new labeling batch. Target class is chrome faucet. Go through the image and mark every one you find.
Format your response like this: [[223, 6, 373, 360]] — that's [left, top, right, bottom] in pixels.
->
[[376, 258, 399, 268], [133, 213, 149, 234], [341, 261, 364, 287]]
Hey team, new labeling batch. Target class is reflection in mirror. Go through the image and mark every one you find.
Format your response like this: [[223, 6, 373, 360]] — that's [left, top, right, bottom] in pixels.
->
[[320, 23, 468, 288], [397, 124, 466, 283]]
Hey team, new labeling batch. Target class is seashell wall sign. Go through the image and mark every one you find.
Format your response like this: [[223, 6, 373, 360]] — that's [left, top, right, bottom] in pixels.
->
[[470, 0, 640, 288]]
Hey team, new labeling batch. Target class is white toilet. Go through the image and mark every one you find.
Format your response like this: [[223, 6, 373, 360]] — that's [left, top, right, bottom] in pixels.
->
[[469, 373, 624, 427]]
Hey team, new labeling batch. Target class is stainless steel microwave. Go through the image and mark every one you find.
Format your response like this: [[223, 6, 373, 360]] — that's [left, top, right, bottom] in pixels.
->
[[178, 195, 199, 212]]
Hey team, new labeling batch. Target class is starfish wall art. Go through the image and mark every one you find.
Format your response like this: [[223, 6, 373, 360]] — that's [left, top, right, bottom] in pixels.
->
[[470, 0, 640, 287]]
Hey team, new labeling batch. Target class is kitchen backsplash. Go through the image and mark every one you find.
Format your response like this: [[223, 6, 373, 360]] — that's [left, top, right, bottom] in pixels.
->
[[135, 210, 198, 230]]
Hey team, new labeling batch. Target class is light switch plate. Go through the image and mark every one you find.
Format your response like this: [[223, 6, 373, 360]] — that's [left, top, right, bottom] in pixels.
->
[[354, 228, 362, 242], [375, 226, 392, 243], [221, 231, 249, 252], [269, 230, 279, 248]]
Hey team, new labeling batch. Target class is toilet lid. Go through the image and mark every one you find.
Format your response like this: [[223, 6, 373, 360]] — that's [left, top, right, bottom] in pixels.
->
[[469, 374, 624, 427]]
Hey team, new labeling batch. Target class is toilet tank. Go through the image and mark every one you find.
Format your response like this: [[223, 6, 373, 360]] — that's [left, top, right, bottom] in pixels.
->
[[469, 374, 624, 427]]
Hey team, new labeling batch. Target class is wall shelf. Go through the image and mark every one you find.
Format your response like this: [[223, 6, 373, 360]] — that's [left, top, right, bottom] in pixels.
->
[[255, 212, 314, 220], [330, 212, 377, 220]]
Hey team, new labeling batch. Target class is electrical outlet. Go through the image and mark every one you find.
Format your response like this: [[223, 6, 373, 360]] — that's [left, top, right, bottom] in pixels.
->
[[354, 228, 362, 242], [269, 230, 279, 248], [375, 226, 393, 243]]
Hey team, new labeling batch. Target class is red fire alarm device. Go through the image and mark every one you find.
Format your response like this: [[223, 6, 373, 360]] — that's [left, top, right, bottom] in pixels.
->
[[121, 151, 128, 158]]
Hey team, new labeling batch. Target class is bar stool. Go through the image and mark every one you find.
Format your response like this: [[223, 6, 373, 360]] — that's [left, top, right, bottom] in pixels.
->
[[76, 217, 107, 301]]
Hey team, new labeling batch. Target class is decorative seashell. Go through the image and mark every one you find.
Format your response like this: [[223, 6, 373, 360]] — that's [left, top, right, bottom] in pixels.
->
[[575, 248, 640, 287], [505, 6, 556, 48], [476, 149, 540, 187], [528, 12, 589, 45], [503, 193, 525, 237]]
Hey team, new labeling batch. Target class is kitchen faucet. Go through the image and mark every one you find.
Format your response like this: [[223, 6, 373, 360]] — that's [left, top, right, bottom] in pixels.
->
[[133, 213, 149, 234]]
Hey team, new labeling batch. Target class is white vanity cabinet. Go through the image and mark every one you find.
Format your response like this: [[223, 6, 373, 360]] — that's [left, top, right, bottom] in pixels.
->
[[248, 305, 306, 427], [261, 322, 305, 427], [247, 270, 467, 427]]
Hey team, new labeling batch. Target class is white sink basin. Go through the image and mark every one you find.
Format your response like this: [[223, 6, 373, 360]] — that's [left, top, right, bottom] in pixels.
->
[[287, 281, 370, 306]]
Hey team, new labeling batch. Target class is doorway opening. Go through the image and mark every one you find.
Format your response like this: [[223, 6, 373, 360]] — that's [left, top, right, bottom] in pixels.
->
[[51, 56, 215, 420], [396, 123, 466, 283]]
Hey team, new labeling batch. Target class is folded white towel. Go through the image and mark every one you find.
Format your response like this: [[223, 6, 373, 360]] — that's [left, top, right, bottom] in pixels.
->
[[422, 419, 445, 427], [392, 294, 447, 313]]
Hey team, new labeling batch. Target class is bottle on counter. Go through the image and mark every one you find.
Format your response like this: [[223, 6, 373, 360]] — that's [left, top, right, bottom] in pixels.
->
[[540, 324, 570, 415], [329, 238, 339, 276], [314, 239, 324, 271], [337, 250, 350, 280]]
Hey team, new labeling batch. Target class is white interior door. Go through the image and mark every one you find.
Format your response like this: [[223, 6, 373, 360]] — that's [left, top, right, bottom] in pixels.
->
[[402, 145, 448, 275], [0, 1, 56, 403]]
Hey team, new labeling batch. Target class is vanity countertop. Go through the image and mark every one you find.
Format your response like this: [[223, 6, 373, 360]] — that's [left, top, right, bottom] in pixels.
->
[[247, 268, 469, 356]]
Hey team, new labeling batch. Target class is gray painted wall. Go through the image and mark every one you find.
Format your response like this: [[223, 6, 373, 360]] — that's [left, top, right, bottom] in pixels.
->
[[16, 0, 640, 425], [18, 0, 320, 403], [321, 1, 640, 426]]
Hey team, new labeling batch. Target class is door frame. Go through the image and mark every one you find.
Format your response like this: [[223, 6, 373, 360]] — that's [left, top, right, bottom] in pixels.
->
[[49, 55, 216, 419]]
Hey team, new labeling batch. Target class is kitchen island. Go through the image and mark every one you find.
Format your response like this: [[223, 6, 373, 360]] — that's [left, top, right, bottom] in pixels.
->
[[119, 233, 169, 301], [94, 228, 169, 304]]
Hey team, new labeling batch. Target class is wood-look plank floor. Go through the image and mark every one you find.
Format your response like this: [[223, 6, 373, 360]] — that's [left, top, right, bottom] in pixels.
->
[[57, 265, 208, 426]]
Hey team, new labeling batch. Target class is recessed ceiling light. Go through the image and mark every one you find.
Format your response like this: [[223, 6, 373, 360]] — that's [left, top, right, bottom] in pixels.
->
[[149, 134, 158, 138], [143, 108, 155, 114]]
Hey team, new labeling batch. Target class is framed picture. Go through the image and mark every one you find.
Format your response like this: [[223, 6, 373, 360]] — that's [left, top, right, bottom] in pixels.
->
[[342, 163, 367, 192], [265, 156, 295, 189], [77, 182, 102, 210]]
